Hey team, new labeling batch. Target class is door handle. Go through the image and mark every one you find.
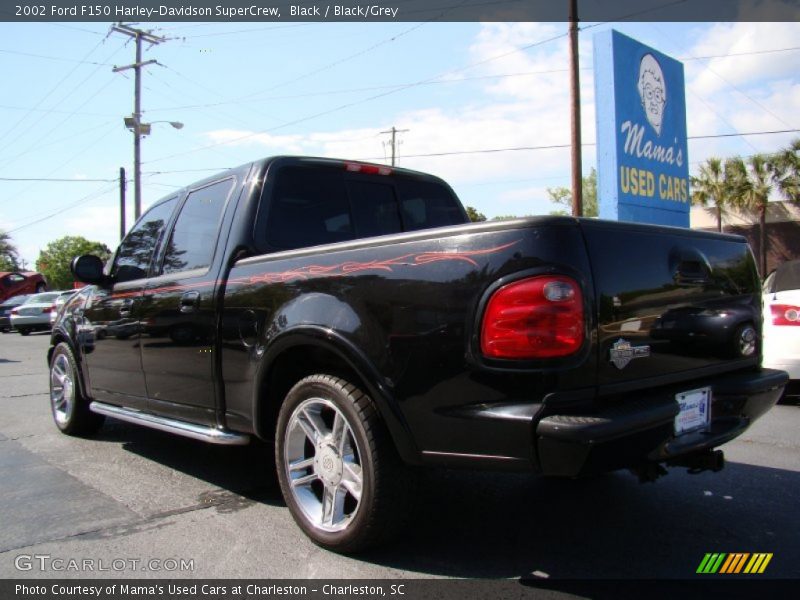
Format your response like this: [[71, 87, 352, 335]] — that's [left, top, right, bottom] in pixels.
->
[[118, 298, 134, 317], [179, 291, 200, 314]]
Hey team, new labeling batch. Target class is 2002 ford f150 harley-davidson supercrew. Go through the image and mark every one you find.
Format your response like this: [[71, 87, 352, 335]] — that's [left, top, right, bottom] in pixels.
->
[[50, 156, 787, 552]]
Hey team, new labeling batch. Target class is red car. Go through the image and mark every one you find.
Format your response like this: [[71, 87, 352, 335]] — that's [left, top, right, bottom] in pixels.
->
[[0, 272, 48, 303]]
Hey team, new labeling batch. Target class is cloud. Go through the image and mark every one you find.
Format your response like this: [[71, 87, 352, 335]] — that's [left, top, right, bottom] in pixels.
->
[[63, 205, 121, 252], [687, 22, 799, 97], [198, 22, 799, 220]]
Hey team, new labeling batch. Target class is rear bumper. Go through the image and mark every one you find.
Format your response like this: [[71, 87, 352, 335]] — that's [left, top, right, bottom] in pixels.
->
[[536, 368, 787, 477], [10, 315, 50, 328]]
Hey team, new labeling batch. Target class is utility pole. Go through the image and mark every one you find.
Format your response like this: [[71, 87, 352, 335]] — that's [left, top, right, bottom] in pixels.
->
[[380, 126, 409, 166], [568, 0, 583, 217], [119, 167, 127, 241], [111, 23, 164, 221]]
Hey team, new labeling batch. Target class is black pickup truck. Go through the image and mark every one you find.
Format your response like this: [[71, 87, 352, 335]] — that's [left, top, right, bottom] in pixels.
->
[[50, 156, 786, 552]]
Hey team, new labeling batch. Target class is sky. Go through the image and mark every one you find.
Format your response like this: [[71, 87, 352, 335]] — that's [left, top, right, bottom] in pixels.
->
[[0, 19, 798, 268]]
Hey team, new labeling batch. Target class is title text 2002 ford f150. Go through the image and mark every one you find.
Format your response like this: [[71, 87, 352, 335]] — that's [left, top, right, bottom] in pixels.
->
[[49, 156, 787, 552]]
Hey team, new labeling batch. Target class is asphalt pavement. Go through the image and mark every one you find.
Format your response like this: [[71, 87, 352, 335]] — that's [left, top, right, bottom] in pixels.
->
[[0, 331, 798, 583]]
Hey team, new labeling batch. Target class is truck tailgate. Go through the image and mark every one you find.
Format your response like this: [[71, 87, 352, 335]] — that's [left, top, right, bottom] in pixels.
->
[[579, 220, 761, 389]]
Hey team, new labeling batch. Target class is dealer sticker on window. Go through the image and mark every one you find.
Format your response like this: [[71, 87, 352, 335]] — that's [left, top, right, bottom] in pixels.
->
[[675, 387, 711, 435]]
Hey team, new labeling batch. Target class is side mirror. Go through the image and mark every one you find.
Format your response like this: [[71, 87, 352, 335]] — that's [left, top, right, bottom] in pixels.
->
[[71, 255, 107, 285]]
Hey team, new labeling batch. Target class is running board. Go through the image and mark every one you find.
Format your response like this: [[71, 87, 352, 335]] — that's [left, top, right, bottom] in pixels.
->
[[89, 402, 250, 446]]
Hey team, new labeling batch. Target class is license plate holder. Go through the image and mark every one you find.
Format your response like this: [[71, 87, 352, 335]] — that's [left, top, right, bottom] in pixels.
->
[[674, 387, 711, 435]]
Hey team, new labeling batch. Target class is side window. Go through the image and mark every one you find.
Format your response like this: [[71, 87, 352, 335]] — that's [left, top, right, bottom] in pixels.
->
[[112, 198, 177, 283], [266, 167, 353, 249], [396, 180, 464, 231], [347, 181, 402, 238], [161, 179, 234, 275]]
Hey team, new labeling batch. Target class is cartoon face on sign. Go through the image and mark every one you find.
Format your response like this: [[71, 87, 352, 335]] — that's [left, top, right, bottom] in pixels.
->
[[637, 53, 666, 136]]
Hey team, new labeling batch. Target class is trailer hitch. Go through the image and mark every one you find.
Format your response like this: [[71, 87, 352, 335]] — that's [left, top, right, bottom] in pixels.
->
[[668, 449, 725, 474]]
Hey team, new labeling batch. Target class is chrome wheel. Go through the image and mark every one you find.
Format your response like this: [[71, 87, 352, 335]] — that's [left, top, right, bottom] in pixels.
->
[[283, 397, 364, 533], [738, 324, 757, 357], [50, 353, 74, 426]]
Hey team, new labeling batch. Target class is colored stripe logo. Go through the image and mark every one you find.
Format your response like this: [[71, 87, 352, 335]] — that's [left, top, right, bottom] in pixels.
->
[[697, 553, 773, 574]]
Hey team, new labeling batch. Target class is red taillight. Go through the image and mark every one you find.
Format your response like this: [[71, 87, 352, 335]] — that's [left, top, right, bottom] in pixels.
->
[[771, 304, 800, 326], [481, 275, 584, 359], [42, 305, 54, 314], [10, 308, 19, 315], [344, 162, 392, 176]]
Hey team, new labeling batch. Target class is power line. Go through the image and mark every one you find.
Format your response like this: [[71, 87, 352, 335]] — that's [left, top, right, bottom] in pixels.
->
[[648, 23, 794, 134], [0, 48, 113, 66], [0, 36, 108, 147], [47, 23, 106, 36], [5, 182, 118, 234], [0, 122, 120, 210], [143, 45, 800, 116], [0, 104, 116, 118], [354, 129, 800, 161], [0, 41, 126, 163], [145, 30, 569, 165], [0, 177, 116, 182]]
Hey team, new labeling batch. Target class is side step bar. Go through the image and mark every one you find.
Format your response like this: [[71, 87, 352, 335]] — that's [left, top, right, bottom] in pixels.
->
[[90, 402, 250, 446]]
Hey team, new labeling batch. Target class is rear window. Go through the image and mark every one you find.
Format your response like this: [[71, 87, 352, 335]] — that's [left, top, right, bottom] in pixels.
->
[[26, 292, 59, 304], [262, 165, 464, 250], [396, 179, 465, 231]]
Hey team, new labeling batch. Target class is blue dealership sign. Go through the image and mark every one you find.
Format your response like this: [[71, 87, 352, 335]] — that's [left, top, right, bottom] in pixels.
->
[[594, 30, 690, 227]]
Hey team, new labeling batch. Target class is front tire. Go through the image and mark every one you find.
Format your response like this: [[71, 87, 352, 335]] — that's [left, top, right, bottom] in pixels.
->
[[49, 342, 104, 436], [18, 327, 30, 336], [275, 374, 409, 553]]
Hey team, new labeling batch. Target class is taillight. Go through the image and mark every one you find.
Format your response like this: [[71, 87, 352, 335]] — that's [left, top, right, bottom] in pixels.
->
[[771, 304, 800, 326], [344, 162, 392, 176], [481, 275, 584, 359], [10, 308, 19, 315], [42, 305, 54, 314]]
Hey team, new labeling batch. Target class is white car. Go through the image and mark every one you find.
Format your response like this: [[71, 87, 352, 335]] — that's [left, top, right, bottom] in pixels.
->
[[762, 259, 800, 400], [10, 291, 73, 336]]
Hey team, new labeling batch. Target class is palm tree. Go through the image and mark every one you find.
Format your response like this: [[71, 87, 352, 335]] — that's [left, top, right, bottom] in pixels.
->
[[771, 138, 800, 205], [691, 157, 734, 232], [728, 155, 773, 276], [0, 230, 20, 271]]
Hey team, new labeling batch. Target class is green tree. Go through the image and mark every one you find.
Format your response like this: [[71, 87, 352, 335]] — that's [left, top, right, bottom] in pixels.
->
[[465, 206, 486, 222], [0, 230, 20, 271], [36, 236, 111, 289], [772, 137, 800, 205], [546, 168, 598, 217], [691, 157, 738, 232], [728, 155, 773, 276], [492, 214, 530, 221]]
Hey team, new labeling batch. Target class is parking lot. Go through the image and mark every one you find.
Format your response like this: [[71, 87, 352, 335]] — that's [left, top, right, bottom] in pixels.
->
[[1, 331, 798, 582]]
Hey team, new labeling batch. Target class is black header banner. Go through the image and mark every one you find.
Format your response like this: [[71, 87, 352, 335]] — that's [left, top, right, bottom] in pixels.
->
[[2, 0, 799, 23]]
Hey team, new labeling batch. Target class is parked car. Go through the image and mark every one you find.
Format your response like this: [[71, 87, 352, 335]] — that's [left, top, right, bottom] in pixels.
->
[[0, 294, 30, 332], [0, 271, 47, 303], [763, 259, 800, 400], [51, 156, 786, 552], [11, 291, 72, 335], [49, 290, 79, 326]]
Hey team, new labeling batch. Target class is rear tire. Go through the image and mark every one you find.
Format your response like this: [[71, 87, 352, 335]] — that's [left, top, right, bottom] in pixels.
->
[[35, 283, 47, 293], [275, 374, 411, 553], [18, 327, 30, 336], [49, 342, 104, 436]]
